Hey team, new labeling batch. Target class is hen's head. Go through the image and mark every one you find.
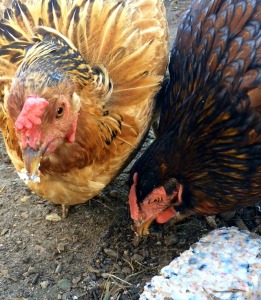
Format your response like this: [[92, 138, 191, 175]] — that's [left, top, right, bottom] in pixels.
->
[[128, 147, 183, 236], [7, 73, 81, 179], [5, 31, 94, 179]]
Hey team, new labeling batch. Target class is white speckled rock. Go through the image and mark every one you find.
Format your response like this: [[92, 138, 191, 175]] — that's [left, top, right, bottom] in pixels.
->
[[140, 227, 261, 300]]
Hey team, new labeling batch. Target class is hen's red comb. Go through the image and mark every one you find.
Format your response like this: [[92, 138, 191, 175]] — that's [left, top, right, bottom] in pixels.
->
[[15, 95, 49, 131], [128, 172, 140, 220]]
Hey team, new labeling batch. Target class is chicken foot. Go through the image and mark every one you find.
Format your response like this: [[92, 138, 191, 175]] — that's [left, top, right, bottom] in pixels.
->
[[62, 204, 70, 218]]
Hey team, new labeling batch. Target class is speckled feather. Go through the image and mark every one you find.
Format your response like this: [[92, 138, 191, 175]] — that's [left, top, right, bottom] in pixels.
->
[[130, 0, 261, 215]]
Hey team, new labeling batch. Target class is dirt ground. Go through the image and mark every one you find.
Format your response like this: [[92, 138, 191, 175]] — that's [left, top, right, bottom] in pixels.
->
[[0, 1, 260, 300]]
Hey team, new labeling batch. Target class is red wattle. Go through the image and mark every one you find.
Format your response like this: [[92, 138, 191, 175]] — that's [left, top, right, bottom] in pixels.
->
[[156, 207, 176, 223], [66, 115, 78, 143]]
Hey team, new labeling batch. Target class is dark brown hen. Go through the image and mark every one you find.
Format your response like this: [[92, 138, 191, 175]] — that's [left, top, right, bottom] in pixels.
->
[[128, 0, 261, 235]]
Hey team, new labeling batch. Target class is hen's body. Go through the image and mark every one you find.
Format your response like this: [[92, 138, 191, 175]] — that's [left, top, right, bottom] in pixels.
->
[[128, 0, 261, 235], [0, 0, 169, 212]]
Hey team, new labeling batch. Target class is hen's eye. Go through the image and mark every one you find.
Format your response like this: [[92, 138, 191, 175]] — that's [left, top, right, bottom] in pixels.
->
[[56, 107, 64, 118], [149, 197, 160, 204]]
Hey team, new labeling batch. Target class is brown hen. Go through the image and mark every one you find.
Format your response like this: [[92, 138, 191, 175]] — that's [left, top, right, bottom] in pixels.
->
[[0, 0, 169, 216], [128, 0, 261, 235]]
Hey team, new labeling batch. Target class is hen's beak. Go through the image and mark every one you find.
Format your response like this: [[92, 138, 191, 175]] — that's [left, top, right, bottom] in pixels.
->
[[133, 217, 155, 236], [22, 147, 43, 177]]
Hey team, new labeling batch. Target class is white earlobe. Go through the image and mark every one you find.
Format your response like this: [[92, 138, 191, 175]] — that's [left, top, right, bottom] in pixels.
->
[[72, 92, 81, 112]]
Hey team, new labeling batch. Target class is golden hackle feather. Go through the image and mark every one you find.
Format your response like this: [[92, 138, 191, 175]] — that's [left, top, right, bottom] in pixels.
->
[[0, 0, 168, 107], [0, 0, 169, 207]]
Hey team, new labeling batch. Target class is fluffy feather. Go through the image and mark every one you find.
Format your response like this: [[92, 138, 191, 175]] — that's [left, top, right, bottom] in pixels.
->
[[0, 0, 169, 215], [128, 0, 261, 235]]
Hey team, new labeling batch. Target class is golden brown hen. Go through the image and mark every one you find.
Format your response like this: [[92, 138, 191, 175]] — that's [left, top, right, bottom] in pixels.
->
[[128, 0, 261, 235], [0, 0, 169, 216]]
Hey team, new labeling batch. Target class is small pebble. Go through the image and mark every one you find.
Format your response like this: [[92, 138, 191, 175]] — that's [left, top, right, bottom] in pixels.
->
[[68, 254, 74, 264], [32, 273, 40, 285], [6, 275, 18, 282], [112, 263, 121, 271], [164, 234, 179, 246], [45, 213, 62, 222], [131, 254, 144, 263], [23, 266, 36, 277], [0, 269, 8, 276], [57, 242, 66, 253], [235, 215, 249, 231], [22, 256, 30, 264], [72, 276, 81, 284], [92, 291, 98, 300], [87, 265, 100, 274], [121, 267, 131, 275], [170, 2, 178, 10], [103, 248, 118, 259], [20, 212, 28, 219], [55, 263, 62, 274], [1, 228, 9, 236], [40, 280, 49, 289], [133, 248, 139, 254], [83, 275, 92, 283], [101, 272, 109, 279], [57, 279, 72, 291], [98, 254, 104, 261], [178, 239, 186, 245], [220, 210, 236, 221], [109, 190, 118, 198], [61, 292, 69, 300], [34, 245, 46, 253], [20, 195, 31, 202], [91, 274, 97, 281]]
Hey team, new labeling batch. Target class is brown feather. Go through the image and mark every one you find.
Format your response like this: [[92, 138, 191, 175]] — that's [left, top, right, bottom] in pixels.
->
[[0, 0, 169, 207], [129, 0, 261, 229]]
